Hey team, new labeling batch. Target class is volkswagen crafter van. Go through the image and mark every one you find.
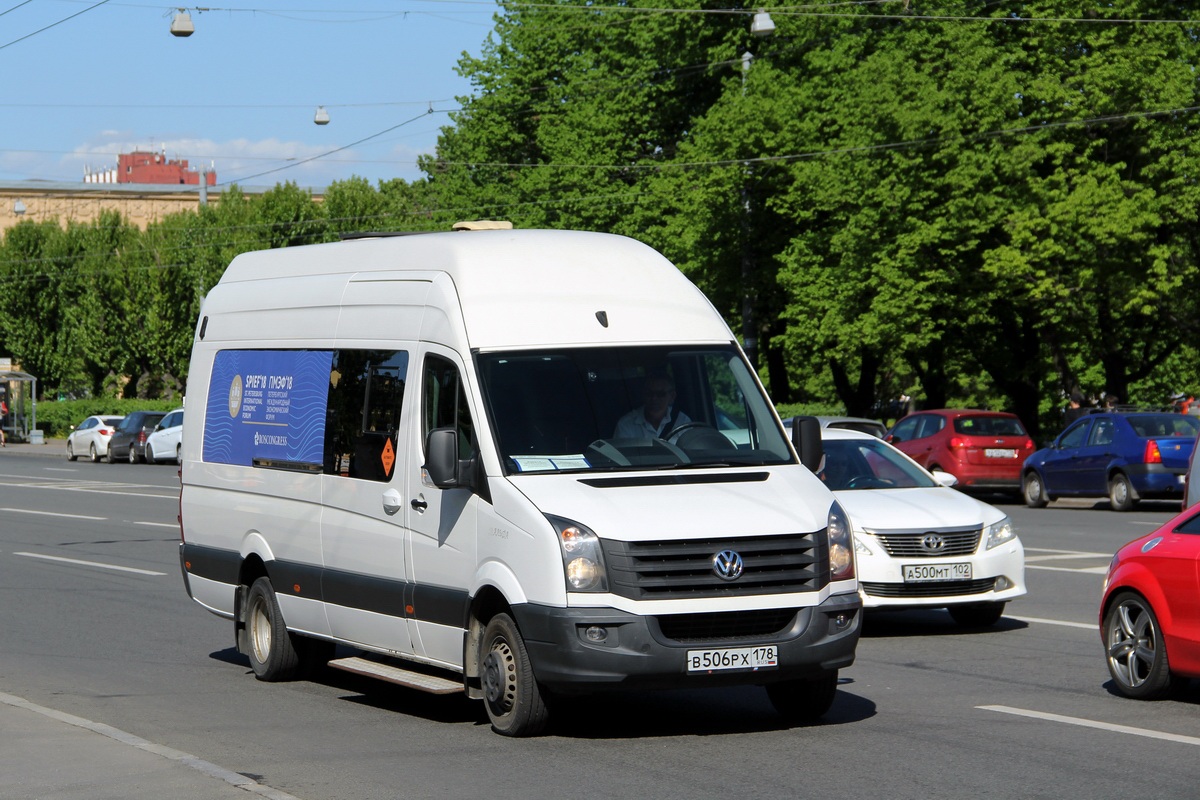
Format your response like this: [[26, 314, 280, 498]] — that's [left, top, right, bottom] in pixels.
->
[[179, 224, 860, 736]]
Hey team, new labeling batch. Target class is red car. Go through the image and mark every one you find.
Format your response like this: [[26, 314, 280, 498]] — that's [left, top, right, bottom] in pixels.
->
[[885, 409, 1035, 493], [1101, 506, 1200, 698]]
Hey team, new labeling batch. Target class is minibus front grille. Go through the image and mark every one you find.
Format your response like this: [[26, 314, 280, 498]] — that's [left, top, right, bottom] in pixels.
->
[[601, 533, 826, 600], [654, 608, 799, 643]]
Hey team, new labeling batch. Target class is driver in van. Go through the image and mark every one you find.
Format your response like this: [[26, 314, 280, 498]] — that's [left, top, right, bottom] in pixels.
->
[[613, 370, 691, 439]]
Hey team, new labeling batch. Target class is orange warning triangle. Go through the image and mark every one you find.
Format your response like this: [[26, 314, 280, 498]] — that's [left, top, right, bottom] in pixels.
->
[[381, 437, 396, 476]]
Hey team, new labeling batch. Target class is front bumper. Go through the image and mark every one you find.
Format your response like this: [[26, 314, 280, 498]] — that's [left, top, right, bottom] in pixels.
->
[[856, 538, 1026, 609], [512, 591, 861, 693]]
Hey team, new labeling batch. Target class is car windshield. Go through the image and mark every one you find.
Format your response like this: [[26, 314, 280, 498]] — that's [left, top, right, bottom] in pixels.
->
[[821, 438, 938, 491], [953, 415, 1026, 436], [1128, 414, 1200, 437], [477, 345, 793, 474]]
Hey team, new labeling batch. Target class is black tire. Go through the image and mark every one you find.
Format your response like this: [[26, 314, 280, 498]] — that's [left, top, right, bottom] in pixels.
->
[[176, 443, 182, 463], [1104, 591, 1179, 699], [1022, 471, 1049, 508], [948, 601, 1006, 627], [128, 444, 140, 464], [1109, 473, 1136, 512], [480, 613, 550, 736], [106, 444, 119, 463], [145, 442, 156, 464], [244, 577, 301, 682], [766, 672, 839, 722], [67, 442, 77, 461], [89, 443, 101, 463]]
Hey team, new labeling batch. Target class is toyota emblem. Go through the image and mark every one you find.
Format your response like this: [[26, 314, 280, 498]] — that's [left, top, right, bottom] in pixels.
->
[[712, 549, 744, 581], [921, 533, 946, 552]]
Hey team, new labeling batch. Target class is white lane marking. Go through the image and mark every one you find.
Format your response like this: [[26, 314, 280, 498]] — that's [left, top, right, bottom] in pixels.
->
[[43, 468, 77, 473], [134, 521, 178, 529], [1025, 552, 1111, 562], [13, 552, 167, 576], [1027, 565, 1110, 575], [979, 705, 1200, 747], [1025, 547, 1111, 557], [1009, 615, 1095, 630], [0, 691, 303, 800], [0, 507, 105, 521]]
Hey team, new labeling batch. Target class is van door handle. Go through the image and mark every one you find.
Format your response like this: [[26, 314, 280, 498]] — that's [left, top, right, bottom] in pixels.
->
[[411, 497, 428, 512], [382, 489, 403, 516]]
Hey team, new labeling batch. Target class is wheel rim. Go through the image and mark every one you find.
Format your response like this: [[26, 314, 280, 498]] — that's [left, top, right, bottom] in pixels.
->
[[248, 595, 272, 664], [1112, 478, 1129, 506], [67, 443, 74, 458], [482, 639, 518, 715], [1107, 600, 1156, 689], [129, 446, 137, 464], [89, 444, 97, 460], [1025, 474, 1041, 502]]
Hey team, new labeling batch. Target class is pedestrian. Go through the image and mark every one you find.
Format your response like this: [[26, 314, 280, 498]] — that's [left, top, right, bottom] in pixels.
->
[[0, 394, 7, 447], [1063, 391, 1088, 425]]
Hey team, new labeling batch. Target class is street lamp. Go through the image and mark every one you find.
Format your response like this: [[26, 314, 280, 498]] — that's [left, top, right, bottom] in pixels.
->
[[750, 10, 776, 37], [314, 106, 331, 125], [170, 9, 195, 37]]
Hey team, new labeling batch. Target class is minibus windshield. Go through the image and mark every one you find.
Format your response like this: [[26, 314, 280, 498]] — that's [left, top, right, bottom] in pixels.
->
[[477, 345, 794, 474]]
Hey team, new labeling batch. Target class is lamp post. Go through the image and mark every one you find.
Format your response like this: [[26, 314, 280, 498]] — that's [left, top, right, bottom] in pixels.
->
[[739, 10, 774, 370]]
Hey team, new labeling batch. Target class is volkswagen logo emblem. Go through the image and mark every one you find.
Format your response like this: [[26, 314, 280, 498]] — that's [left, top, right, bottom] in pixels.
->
[[921, 533, 946, 552], [712, 549, 744, 581]]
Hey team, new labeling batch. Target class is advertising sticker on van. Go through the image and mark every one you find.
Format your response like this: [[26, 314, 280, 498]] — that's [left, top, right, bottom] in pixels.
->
[[203, 349, 332, 468]]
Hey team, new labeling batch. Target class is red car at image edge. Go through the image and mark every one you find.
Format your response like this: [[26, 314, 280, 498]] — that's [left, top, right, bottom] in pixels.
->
[[1101, 505, 1200, 698]]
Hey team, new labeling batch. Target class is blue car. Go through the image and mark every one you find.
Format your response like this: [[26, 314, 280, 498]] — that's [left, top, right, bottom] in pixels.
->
[[1022, 411, 1199, 511]]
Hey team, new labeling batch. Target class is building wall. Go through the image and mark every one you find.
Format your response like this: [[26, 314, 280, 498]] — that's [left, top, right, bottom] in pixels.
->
[[0, 182, 320, 234]]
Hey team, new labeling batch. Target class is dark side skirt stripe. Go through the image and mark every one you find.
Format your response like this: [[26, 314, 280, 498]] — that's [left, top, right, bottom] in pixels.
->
[[180, 542, 468, 628]]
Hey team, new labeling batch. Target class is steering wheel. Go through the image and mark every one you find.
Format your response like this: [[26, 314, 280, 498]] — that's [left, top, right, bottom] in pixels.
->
[[846, 476, 894, 489], [666, 422, 736, 451]]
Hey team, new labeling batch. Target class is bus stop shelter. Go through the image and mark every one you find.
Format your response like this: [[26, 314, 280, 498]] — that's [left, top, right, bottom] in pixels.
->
[[0, 369, 39, 443]]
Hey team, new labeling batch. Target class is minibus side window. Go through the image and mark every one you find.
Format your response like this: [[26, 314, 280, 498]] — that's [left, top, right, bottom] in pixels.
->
[[423, 355, 474, 459], [324, 349, 408, 481]]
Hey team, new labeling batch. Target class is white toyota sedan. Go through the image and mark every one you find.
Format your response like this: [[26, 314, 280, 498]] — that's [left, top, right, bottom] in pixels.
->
[[820, 428, 1026, 626]]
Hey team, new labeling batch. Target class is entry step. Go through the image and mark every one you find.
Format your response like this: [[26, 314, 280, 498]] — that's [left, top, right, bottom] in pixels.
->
[[328, 656, 464, 695]]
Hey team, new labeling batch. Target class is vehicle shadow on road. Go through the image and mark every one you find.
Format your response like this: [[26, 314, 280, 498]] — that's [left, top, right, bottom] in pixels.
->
[[208, 647, 877, 737], [859, 609, 1029, 638]]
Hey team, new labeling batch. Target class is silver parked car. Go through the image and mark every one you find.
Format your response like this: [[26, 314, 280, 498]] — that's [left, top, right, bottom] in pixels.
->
[[66, 415, 124, 463], [145, 408, 184, 464]]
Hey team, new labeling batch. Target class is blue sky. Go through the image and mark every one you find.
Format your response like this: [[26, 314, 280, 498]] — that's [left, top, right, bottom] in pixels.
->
[[0, 1, 497, 189]]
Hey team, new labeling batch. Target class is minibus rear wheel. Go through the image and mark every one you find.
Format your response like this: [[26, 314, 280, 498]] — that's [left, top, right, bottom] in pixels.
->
[[480, 613, 549, 736], [245, 577, 301, 681]]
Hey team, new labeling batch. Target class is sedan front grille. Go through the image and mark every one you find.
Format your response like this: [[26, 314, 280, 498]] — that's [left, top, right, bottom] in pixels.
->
[[601, 532, 827, 600], [861, 578, 996, 598], [869, 527, 981, 558]]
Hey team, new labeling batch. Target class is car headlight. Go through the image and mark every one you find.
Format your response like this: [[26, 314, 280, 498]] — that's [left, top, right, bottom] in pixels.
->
[[828, 501, 856, 580], [547, 515, 609, 592], [854, 532, 874, 556], [984, 516, 1016, 550]]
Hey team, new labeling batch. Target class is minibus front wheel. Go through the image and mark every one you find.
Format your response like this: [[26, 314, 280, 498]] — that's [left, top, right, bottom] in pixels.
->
[[245, 576, 301, 681], [480, 613, 550, 736]]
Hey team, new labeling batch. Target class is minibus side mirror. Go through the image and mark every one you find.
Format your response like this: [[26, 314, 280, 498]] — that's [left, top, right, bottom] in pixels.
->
[[425, 427, 460, 488], [790, 415, 824, 474]]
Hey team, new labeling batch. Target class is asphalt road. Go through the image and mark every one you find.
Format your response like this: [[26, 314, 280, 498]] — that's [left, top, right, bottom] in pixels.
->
[[1, 447, 1198, 799]]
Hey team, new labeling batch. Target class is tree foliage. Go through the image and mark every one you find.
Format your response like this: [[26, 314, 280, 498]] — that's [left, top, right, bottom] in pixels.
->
[[3, 1, 1200, 441]]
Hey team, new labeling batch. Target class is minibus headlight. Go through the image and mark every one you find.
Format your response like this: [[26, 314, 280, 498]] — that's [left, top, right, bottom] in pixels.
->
[[548, 515, 609, 593], [827, 501, 856, 581]]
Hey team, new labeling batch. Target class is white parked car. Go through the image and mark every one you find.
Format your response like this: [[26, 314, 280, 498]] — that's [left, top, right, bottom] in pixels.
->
[[145, 408, 184, 464], [820, 428, 1026, 626], [66, 415, 124, 463]]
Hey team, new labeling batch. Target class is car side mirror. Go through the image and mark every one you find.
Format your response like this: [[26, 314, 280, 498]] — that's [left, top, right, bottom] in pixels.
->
[[790, 415, 824, 474], [886, 433, 899, 444], [931, 469, 958, 487], [424, 427, 460, 488]]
